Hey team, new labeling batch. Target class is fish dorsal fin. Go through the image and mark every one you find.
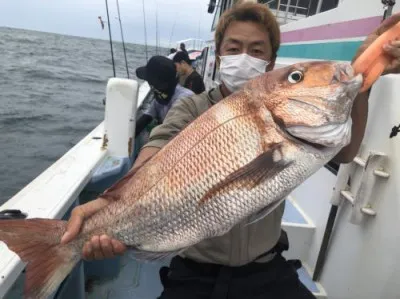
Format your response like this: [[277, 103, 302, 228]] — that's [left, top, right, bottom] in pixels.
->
[[199, 143, 292, 204]]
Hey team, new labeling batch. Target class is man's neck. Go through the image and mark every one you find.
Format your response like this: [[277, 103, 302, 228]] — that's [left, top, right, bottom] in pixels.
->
[[220, 83, 232, 98], [183, 66, 194, 77]]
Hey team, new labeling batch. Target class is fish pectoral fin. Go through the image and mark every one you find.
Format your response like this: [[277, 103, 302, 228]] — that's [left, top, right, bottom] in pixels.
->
[[200, 143, 293, 204], [127, 247, 187, 261], [245, 197, 287, 226]]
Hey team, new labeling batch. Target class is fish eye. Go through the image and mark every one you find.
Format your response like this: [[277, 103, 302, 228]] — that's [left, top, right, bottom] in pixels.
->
[[288, 70, 303, 84]]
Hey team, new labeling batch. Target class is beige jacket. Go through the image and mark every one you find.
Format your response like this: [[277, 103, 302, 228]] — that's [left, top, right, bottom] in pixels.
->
[[143, 86, 285, 267]]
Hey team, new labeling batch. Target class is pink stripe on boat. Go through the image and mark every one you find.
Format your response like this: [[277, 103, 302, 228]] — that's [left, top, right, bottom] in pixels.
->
[[281, 16, 382, 43]]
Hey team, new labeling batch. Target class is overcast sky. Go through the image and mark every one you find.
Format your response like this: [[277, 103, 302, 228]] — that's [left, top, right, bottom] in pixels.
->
[[0, 0, 216, 47]]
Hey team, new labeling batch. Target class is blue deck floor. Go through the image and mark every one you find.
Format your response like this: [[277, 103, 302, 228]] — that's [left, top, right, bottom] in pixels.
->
[[297, 266, 320, 294], [87, 255, 167, 299], [282, 199, 308, 224]]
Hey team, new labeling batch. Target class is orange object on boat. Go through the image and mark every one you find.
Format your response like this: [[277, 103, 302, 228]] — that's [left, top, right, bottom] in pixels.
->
[[352, 13, 400, 92]]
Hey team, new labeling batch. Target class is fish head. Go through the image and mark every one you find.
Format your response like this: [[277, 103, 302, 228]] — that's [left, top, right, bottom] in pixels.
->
[[248, 61, 363, 148]]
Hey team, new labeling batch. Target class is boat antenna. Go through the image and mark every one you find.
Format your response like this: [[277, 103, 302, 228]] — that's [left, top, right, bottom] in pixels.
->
[[197, 1, 202, 40], [168, 12, 178, 48], [155, 0, 160, 55], [105, 0, 116, 77], [141, 0, 149, 62], [116, 0, 130, 78]]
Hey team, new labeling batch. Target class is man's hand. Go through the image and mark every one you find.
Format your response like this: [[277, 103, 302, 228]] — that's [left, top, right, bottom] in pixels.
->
[[353, 12, 400, 75], [382, 39, 400, 75], [335, 13, 400, 164], [61, 198, 127, 260], [60, 146, 161, 260]]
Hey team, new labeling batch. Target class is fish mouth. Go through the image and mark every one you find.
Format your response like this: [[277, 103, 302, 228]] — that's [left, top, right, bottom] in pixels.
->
[[284, 73, 362, 148], [285, 118, 352, 148]]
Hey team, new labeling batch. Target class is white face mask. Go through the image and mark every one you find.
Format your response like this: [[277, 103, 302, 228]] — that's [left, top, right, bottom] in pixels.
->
[[219, 53, 269, 93]]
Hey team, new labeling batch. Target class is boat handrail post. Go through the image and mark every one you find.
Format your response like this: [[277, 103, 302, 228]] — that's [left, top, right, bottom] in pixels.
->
[[284, 0, 291, 23], [316, 0, 324, 14]]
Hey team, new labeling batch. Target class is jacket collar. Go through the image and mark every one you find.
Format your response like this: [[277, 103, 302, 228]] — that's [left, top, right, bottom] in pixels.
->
[[208, 85, 224, 105]]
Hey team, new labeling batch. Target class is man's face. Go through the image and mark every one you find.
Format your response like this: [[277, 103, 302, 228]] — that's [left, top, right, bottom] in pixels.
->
[[219, 21, 274, 70]]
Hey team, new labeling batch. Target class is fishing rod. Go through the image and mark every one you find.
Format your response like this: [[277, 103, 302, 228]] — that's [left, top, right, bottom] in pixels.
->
[[168, 12, 178, 48], [142, 0, 149, 62], [116, 0, 130, 78], [155, 0, 160, 55], [105, 0, 116, 77]]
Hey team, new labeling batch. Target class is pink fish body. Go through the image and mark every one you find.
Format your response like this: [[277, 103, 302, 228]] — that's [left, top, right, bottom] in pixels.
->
[[0, 61, 362, 298]]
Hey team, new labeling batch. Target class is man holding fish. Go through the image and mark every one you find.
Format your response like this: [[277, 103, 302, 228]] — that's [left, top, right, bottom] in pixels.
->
[[1, 2, 399, 299], [59, 4, 400, 298]]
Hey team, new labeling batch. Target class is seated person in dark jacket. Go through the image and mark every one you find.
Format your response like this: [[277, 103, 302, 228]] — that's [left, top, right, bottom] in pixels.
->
[[135, 55, 194, 137], [173, 51, 206, 95]]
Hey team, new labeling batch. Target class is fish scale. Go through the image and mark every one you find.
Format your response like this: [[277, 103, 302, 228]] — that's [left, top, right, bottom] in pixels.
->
[[120, 119, 282, 251], [91, 64, 359, 253]]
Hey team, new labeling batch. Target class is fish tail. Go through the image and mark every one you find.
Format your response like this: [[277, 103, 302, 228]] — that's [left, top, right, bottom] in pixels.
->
[[0, 219, 81, 299]]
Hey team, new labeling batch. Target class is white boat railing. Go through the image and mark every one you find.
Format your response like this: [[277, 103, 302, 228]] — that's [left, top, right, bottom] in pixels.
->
[[0, 78, 147, 298], [175, 38, 207, 52]]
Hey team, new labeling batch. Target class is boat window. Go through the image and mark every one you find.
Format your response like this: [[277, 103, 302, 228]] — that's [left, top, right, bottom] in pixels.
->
[[211, 0, 235, 31], [306, 0, 340, 16], [211, 2, 222, 31], [258, 0, 340, 20], [210, 0, 341, 29]]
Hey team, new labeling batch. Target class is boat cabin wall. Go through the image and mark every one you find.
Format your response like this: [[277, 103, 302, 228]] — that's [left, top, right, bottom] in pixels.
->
[[272, 1, 400, 298], [289, 73, 400, 299], [278, 0, 400, 61]]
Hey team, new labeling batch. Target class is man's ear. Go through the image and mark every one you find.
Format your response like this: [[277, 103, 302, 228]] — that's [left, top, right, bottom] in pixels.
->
[[215, 55, 221, 69], [267, 58, 276, 72]]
